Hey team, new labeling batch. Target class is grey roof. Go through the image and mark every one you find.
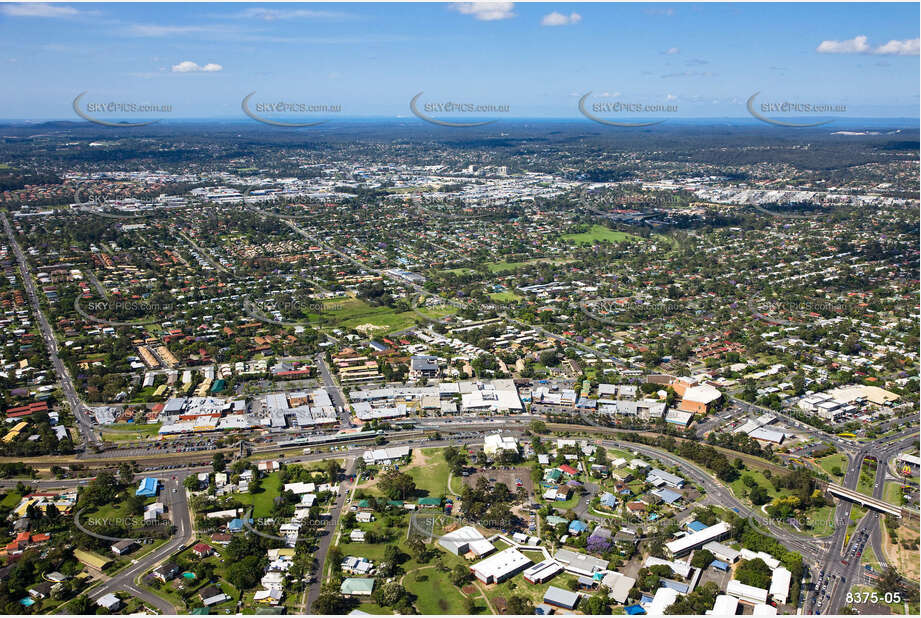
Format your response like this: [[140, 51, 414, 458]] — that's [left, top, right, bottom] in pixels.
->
[[544, 585, 580, 608]]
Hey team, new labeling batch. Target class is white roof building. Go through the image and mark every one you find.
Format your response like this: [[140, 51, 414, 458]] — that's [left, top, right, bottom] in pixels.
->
[[753, 603, 778, 615], [727, 579, 768, 604], [770, 566, 791, 604], [471, 547, 531, 584], [646, 587, 679, 615], [438, 526, 495, 557], [483, 433, 518, 455], [706, 594, 739, 616], [665, 522, 731, 557], [601, 571, 636, 604]]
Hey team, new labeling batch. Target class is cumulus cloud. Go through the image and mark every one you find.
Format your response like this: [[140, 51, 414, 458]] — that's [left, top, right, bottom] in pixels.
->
[[0, 3, 79, 17], [662, 47, 680, 55], [816, 35, 870, 54], [873, 38, 920, 55], [541, 11, 581, 26], [451, 2, 516, 21], [817, 35, 919, 55], [171, 61, 223, 73]]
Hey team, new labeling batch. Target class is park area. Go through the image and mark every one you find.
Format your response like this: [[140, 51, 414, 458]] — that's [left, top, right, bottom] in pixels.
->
[[562, 224, 640, 245]]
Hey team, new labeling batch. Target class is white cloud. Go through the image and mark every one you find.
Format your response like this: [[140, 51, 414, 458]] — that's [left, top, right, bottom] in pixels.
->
[[129, 24, 228, 37], [171, 61, 223, 73], [230, 8, 352, 21], [541, 11, 581, 27], [451, 2, 516, 21], [816, 35, 870, 54], [663, 47, 680, 55], [666, 94, 678, 101], [817, 35, 919, 56], [0, 3, 79, 18], [873, 38, 920, 56]]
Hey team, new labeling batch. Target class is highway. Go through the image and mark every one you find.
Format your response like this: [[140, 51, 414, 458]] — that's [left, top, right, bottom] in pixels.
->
[[1, 213, 100, 447]]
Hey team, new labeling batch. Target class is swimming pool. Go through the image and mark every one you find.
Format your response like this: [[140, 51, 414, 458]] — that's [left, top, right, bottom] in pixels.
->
[[182, 571, 196, 580]]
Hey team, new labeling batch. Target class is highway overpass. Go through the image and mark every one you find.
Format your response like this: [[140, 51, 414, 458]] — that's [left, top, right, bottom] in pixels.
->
[[827, 484, 902, 517]]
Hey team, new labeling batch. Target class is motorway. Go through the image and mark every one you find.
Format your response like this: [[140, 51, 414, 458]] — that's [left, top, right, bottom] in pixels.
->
[[2, 213, 100, 447]]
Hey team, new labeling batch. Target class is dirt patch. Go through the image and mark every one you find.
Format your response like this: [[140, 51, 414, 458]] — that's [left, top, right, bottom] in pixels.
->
[[492, 597, 507, 613], [882, 521, 920, 582], [462, 585, 476, 595], [464, 466, 534, 502]]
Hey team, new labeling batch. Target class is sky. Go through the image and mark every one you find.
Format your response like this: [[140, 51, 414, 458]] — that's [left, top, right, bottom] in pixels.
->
[[0, 2, 918, 121]]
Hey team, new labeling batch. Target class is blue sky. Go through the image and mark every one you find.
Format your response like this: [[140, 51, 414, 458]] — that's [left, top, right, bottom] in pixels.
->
[[0, 2, 918, 120]]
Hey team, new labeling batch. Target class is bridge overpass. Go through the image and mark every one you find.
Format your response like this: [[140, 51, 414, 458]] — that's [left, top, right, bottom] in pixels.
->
[[827, 483, 902, 517]]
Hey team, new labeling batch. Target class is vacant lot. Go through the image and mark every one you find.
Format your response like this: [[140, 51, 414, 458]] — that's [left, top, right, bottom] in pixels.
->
[[562, 224, 640, 245], [464, 466, 534, 503]]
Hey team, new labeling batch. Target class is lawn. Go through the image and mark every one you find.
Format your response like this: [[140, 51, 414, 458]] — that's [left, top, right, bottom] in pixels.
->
[[1, 490, 23, 510], [404, 448, 452, 499], [489, 291, 524, 302], [486, 258, 572, 273], [728, 468, 781, 503], [305, 297, 420, 334], [484, 570, 580, 609], [800, 504, 836, 536], [441, 267, 477, 276], [884, 481, 905, 506], [101, 423, 162, 441], [857, 459, 878, 496], [233, 470, 283, 518], [562, 225, 640, 245], [404, 567, 481, 614], [416, 305, 457, 320], [815, 452, 848, 480]]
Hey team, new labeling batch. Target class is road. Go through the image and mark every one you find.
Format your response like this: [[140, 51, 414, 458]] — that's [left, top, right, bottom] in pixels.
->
[[819, 434, 919, 614], [305, 457, 356, 611], [86, 473, 194, 613], [1, 213, 99, 447], [315, 353, 350, 428]]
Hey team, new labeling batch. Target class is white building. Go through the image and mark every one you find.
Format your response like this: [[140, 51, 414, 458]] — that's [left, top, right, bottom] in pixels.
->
[[727, 579, 769, 604], [665, 521, 731, 557], [706, 594, 739, 616], [483, 433, 518, 455], [770, 566, 791, 605], [646, 587, 679, 615], [471, 547, 531, 584]]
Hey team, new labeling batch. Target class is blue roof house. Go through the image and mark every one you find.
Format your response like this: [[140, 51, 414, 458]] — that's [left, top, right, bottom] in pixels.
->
[[599, 492, 617, 508], [568, 520, 588, 534], [135, 477, 159, 498]]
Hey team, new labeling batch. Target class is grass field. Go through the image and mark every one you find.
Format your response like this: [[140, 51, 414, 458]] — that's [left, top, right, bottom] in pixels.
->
[[441, 267, 477, 276], [0, 490, 23, 510], [233, 470, 282, 517], [801, 504, 836, 536], [404, 567, 479, 614], [562, 224, 640, 245], [101, 423, 162, 441], [404, 449, 452, 499], [729, 468, 781, 503], [815, 452, 848, 480], [304, 297, 421, 334], [416, 305, 457, 320], [489, 291, 524, 302], [486, 258, 572, 273]]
